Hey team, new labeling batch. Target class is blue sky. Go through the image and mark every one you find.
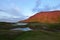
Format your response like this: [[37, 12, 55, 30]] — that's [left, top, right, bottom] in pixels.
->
[[0, 0, 60, 22]]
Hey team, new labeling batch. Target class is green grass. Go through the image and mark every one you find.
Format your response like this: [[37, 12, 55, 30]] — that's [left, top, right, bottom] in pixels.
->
[[0, 30, 60, 40], [0, 22, 60, 40], [0, 30, 24, 40], [15, 31, 60, 40]]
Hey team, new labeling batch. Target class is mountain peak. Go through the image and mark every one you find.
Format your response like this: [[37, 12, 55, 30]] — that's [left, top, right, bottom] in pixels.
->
[[19, 10, 60, 23]]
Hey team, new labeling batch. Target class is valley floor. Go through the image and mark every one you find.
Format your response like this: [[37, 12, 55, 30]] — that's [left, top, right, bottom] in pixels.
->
[[0, 30, 60, 40], [15, 31, 60, 40]]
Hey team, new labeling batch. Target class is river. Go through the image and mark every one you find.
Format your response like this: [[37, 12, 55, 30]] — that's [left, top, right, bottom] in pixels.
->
[[10, 27, 32, 31]]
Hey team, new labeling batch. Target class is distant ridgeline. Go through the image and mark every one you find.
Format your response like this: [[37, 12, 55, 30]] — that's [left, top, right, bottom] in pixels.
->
[[0, 22, 28, 29], [20, 10, 60, 24]]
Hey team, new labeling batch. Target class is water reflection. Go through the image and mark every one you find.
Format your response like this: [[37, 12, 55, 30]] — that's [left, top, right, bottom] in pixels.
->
[[10, 27, 32, 31]]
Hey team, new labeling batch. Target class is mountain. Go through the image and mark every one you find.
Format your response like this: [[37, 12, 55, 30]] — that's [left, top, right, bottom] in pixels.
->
[[20, 10, 60, 23]]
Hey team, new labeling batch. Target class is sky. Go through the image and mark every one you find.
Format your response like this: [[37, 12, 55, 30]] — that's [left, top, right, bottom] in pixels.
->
[[0, 0, 60, 22]]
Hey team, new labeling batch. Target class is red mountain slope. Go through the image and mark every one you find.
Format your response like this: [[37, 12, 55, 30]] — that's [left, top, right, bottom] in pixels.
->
[[20, 10, 60, 23]]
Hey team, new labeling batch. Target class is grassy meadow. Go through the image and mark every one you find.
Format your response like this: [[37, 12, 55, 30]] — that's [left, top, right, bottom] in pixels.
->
[[15, 31, 60, 40], [0, 22, 60, 40]]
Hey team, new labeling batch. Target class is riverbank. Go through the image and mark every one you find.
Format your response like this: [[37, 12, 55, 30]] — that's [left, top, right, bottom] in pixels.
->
[[0, 30, 60, 40]]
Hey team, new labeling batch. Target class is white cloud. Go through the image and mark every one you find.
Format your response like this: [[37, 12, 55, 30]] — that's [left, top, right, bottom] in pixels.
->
[[33, 0, 60, 12], [0, 6, 26, 22]]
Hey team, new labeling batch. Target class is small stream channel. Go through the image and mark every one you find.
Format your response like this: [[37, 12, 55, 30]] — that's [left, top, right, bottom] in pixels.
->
[[10, 27, 32, 31]]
